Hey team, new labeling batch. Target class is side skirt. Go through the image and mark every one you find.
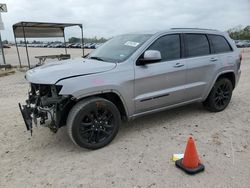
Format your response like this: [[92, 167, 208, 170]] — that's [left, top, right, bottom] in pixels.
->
[[129, 98, 203, 120]]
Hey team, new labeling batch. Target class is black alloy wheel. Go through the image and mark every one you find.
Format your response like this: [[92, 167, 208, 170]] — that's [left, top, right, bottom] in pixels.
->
[[67, 98, 121, 149], [79, 106, 114, 144], [203, 78, 233, 112], [213, 82, 231, 109]]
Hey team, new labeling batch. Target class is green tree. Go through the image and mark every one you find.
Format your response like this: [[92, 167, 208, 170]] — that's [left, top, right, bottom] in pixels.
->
[[68, 37, 80, 43], [228, 25, 250, 40], [68, 36, 108, 43]]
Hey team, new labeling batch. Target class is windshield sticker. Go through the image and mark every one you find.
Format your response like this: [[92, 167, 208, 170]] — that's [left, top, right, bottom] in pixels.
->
[[124, 41, 140, 47]]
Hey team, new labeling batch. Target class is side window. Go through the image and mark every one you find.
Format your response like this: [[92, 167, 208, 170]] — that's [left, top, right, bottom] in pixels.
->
[[148, 34, 180, 61], [208, 35, 232, 53], [186, 34, 210, 57]]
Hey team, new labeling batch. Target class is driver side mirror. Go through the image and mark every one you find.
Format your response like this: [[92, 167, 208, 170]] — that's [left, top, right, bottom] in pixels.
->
[[137, 50, 162, 65]]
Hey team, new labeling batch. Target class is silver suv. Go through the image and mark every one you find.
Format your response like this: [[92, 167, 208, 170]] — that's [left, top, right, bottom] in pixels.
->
[[19, 28, 241, 149]]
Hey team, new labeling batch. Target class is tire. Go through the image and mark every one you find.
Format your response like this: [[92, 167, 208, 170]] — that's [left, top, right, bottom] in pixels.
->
[[67, 97, 121, 149], [203, 78, 233, 112]]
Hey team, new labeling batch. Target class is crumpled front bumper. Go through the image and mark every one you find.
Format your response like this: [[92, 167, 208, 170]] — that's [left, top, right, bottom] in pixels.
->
[[18, 103, 33, 134], [19, 83, 72, 134]]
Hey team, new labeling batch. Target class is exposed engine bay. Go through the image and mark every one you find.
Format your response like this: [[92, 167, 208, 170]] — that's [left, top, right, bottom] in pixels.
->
[[19, 83, 73, 135]]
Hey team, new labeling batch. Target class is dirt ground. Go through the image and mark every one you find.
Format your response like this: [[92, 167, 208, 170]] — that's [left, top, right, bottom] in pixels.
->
[[0, 49, 250, 188]]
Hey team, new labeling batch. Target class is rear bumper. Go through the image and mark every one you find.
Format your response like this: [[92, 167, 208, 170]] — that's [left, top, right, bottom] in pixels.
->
[[235, 69, 241, 88]]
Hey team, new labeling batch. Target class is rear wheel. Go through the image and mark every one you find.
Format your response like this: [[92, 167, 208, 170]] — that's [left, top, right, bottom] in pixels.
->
[[67, 97, 121, 149], [203, 78, 233, 112]]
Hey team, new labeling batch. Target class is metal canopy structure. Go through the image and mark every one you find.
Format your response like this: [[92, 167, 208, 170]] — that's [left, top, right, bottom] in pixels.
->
[[13, 21, 84, 68]]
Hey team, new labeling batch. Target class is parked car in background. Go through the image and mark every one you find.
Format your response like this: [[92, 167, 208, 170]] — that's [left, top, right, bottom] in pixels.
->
[[66, 43, 73, 48], [83, 43, 101, 49], [84, 43, 91, 48], [85, 43, 96, 49], [47, 43, 55, 48], [235, 40, 250, 48], [71, 43, 80, 48], [89, 43, 97, 49], [42, 43, 48, 47], [95, 43, 103, 48]]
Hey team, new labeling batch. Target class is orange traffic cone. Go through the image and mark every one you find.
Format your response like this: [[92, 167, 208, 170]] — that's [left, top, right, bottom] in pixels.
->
[[175, 136, 205, 174]]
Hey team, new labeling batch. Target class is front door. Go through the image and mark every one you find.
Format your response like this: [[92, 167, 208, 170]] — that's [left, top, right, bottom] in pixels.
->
[[134, 34, 187, 113]]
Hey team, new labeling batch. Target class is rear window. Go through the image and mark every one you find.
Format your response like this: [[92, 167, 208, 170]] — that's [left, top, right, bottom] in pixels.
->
[[186, 34, 210, 57], [208, 35, 232, 53]]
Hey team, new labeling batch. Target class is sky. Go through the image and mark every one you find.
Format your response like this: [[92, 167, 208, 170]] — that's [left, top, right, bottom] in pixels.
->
[[1, 0, 250, 42]]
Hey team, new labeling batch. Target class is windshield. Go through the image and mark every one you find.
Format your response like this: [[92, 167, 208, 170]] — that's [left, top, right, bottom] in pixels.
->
[[87, 34, 152, 63]]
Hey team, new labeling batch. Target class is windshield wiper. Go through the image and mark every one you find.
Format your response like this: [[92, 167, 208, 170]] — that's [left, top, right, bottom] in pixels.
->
[[89, 56, 104, 61]]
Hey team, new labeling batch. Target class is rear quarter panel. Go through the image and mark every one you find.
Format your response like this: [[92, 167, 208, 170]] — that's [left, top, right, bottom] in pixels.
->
[[202, 38, 240, 100]]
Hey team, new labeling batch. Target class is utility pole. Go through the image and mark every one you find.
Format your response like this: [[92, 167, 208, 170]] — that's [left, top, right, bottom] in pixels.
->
[[0, 3, 7, 65]]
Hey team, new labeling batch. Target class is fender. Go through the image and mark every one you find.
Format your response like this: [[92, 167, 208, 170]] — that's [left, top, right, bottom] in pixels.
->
[[72, 89, 130, 119]]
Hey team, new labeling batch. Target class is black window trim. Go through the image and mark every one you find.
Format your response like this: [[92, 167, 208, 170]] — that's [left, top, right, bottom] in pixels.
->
[[183, 33, 211, 59], [207, 34, 233, 54], [136, 33, 183, 65]]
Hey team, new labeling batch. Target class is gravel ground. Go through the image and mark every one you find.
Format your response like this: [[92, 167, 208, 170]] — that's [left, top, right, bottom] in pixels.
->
[[0, 49, 250, 188]]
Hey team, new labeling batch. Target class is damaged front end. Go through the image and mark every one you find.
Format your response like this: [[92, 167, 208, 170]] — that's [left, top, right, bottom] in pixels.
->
[[19, 83, 73, 135]]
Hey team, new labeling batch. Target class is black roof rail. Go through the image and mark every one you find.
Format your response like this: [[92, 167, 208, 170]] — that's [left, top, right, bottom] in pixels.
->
[[170, 28, 218, 31]]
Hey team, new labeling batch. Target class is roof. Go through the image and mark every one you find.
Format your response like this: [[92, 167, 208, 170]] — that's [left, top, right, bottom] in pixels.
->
[[170, 27, 218, 31], [151, 28, 224, 37], [126, 28, 222, 36], [12, 21, 83, 38]]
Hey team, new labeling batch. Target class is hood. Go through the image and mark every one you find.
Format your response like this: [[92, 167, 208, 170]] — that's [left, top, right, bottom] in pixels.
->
[[25, 58, 117, 84]]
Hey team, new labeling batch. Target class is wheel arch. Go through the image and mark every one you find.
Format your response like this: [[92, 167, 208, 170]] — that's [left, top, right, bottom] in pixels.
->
[[73, 90, 129, 120], [216, 72, 236, 89], [204, 71, 236, 101]]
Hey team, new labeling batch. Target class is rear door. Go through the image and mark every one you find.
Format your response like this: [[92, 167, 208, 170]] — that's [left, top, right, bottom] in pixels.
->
[[184, 33, 218, 100], [134, 34, 187, 113], [207, 34, 234, 66]]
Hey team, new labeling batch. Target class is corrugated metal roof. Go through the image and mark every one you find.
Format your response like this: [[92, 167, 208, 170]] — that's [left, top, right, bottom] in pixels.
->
[[13, 21, 82, 38]]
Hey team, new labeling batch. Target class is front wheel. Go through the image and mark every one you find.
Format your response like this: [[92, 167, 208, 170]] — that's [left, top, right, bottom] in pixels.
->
[[203, 78, 233, 112], [67, 97, 121, 149]]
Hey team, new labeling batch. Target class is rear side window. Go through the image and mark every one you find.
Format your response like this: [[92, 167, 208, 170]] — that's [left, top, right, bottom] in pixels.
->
[[148, 34, 180, 61], [208, 35, 232, 53], [186, 34, 210, 57]]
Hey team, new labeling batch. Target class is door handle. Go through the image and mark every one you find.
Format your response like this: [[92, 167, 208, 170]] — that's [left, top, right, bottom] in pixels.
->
[[173, 63, 184, 68], [210, 57, 218, 62]]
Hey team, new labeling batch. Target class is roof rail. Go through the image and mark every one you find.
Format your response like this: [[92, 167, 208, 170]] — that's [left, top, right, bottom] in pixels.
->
[[170, 28, 218, 31]]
